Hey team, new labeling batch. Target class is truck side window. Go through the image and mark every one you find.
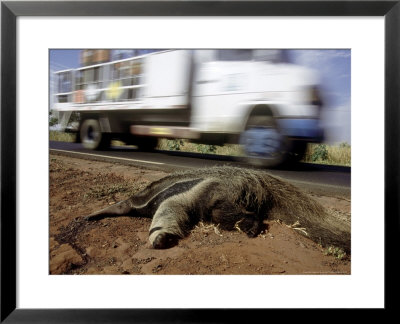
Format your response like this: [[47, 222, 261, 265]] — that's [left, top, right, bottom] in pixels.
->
[[75, 71, 83, 90], [93, 67, 100, 83], [83, 68, 94, 84], [112, 63, 120, 80], [109, 59, 143, 101], [58, 72, 72, 93]]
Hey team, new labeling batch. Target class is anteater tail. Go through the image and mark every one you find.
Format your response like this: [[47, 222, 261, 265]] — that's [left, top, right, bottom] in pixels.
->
[[265, 176, 351, 253]]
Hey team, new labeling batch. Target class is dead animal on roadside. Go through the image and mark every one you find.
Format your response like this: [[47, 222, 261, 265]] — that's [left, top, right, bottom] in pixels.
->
[[85, 166, 351, 252]]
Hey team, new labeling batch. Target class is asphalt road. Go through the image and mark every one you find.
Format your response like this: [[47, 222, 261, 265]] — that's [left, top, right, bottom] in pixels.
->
[[49, 141, 351, 198]]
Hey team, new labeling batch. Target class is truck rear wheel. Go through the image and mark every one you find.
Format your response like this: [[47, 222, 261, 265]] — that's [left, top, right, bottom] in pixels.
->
[[80, 119, 110, 150], [240, 115, 288, 168]]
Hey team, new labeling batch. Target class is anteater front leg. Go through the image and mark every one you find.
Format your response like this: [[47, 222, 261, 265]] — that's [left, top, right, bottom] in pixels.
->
[[148, 199, 194, 249], [211, 201, 264, 238]]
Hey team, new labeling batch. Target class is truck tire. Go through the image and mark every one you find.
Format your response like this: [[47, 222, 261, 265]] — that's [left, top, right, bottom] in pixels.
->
[[240, 115, 288, 168], [80, 119, 110, 150]]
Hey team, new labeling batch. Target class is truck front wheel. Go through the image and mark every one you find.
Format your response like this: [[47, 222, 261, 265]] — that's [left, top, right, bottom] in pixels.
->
[[240, 115, 288, 168], [80, 119, 110, 150]]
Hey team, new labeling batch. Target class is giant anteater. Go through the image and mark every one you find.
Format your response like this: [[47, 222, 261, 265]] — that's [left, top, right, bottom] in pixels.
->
[[85, 166, 350, 252]]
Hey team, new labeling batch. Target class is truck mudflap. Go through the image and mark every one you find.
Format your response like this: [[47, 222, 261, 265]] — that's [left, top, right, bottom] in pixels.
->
[[276, 118, 324, 142]]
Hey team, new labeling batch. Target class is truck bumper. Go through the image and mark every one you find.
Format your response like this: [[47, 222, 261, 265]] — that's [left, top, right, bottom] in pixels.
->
[[276, 118, 324, 142]]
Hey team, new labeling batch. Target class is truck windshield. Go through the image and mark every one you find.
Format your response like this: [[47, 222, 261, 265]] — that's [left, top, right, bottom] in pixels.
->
[[217, 50, 253, 61], [216, 49, 290, 63], [253, 50, 289, 63]]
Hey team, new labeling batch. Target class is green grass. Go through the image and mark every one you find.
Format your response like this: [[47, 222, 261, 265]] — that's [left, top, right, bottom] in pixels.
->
[[49, 131, 350, 167]]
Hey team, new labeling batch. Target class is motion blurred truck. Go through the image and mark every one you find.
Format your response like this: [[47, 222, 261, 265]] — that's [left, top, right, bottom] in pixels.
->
[[53, 49, 324, 167]]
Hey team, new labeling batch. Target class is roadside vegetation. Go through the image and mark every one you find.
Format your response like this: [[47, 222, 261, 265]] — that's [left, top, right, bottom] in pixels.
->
[[49, 131, 350, 167], [157, 139, 244, 157], [302, 142, 351, 166], [323, 246, 347, 260], [50, 130, 76, 143]]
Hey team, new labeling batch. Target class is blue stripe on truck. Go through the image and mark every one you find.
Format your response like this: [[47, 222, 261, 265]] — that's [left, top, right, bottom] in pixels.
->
[[276, 118, 324, 140]]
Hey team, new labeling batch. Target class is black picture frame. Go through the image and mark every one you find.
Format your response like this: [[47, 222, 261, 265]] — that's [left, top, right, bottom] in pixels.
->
[[1, 0, 398, 322]]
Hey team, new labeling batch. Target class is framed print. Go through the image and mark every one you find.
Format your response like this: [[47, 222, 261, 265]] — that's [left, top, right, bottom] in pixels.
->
[[1, 0, 399, 321]]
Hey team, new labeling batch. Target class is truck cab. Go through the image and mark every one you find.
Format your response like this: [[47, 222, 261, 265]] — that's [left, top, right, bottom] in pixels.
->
[[189, 49, 324, 165]]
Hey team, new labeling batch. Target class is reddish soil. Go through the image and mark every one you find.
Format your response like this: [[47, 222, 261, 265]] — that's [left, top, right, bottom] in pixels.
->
[[49, 154, 351, 275]]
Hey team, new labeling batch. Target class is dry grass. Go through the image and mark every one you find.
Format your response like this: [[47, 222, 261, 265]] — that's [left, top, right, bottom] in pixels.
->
[[325, 144, 351, 166], [302, 143, 351, 166], [158, 139, 350, 166], [157, 139, 243, 157], [324, 246, 347, 260], [192, 221, 223, 237], [49, 132, 350, 166], [49, 131, 76, 142]]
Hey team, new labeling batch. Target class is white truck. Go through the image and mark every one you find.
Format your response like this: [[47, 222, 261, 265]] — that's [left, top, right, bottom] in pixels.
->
[[53, 49, 324, 167]]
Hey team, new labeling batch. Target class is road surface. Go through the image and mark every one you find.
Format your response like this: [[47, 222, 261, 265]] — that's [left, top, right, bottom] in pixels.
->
[[49, 141, 351, 198]]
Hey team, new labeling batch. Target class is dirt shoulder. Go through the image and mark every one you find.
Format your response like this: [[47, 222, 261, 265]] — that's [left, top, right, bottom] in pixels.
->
[[49, 153, 351, 275]]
